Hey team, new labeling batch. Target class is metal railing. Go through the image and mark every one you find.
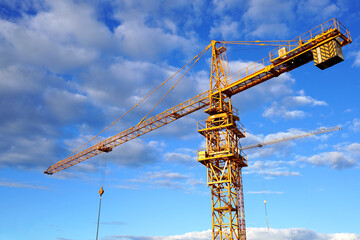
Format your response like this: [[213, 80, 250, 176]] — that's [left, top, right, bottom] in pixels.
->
[[227, 18, 351, 87]]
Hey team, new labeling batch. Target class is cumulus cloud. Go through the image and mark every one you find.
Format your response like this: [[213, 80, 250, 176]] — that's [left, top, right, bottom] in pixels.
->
[[354, 50, 360, 67], [263, 102, 307, 119], [0, 136, 60, 170], [104, 228, 360, 240], [229, 68, 295, 114], [0, 1, 109, 73], [109, 140, 163, 167], [350, 118, 360, 132], [0, 0, 207, 173], [211, 0, 242, 14], [242, 0, 294, 38], [209, 17, 240, 39], [127, 170, 204, 192], [262, 91, 327, 120], [114, 21, 198, 60], [298, 151, 356, 170], [248, 228, 360, 240], [297, 138, 360, 170], [0, 179, 49, 189], [286, 91, 327, 107], [247, 190, 283, 194], [296, 0, 341, 20], [346, 143, 360, 154], [246, 160, 300, 177], [242, 128, 312, 159], [241, 127, 340, 176], [164, 148, 197, 165], [242, 131, 301, 177], [111, 0, 201, 60]]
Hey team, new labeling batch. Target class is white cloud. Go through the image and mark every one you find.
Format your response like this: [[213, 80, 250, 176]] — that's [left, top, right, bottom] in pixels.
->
[[110, 0, 201, 60], [287, 93, 328, 107], [164, 148, 197, 165], [128, 170, 204, 192], [164, 152, 195, 165], [105, 228, 360, 240], [246, 159, 299, 177], [350, 118, 360, 132], [0, 136, 59, 170], [248, 228, 360, 240], [110, 140, 163, 167], [229, 67, 295, 113], [263, 102, 307, 119], [347, 143, 360, 154], [212, 0, 242, 14], [30, 0, 112, 48], [354, 50, 360, 67], [298, 140, 360, 170], [242, 0, 295, 38], [0, 179, 49, 189], [0, 8, 103, 72], [209, 17, 240, 39], [262, 91, 327, 120], [299, 151, 356, 170], [44, 88, 89, 123], [250, 23, 290, 38], [297, 0, 341, 20], [242, 128, 312, 160], [247, 191, 283, 194], [114, 21, 198, 60], [260, 170, 300, 177]]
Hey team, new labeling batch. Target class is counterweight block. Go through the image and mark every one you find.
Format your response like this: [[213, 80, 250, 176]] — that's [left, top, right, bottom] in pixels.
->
[[313, 38, 344, 70]]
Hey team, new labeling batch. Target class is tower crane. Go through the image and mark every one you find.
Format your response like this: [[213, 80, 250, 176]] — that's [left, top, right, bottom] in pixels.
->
[[237, 126, 341, 233], [45, 19, 351, 240], [240, 126, 341, 150]]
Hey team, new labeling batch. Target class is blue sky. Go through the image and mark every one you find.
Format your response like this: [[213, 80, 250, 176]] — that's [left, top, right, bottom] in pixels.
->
[[1, 0, 360, 240]]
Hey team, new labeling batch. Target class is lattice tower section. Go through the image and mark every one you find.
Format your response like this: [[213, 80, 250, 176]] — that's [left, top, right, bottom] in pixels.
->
[[198, 42, 248, 240]]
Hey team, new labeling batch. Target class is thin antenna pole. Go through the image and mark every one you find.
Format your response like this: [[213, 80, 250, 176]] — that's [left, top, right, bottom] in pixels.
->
[[264, 200, 269, 231], [96, 188, 104, 240], [96, 195, 102, 240]]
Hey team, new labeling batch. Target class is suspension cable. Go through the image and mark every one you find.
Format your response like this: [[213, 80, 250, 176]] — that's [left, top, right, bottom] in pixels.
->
[[65, 44, 211, 158], [137, 46, 210, 125]]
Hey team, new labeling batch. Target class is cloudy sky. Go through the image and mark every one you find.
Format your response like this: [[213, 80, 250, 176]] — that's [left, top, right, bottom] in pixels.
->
[[1, 0, 360, 240]]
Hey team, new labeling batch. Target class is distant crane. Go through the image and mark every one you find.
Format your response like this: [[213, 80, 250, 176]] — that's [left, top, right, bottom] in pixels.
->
[[239, 126, 341, 232], [241, 126, 341, 150], [45, 19, 351, 240]]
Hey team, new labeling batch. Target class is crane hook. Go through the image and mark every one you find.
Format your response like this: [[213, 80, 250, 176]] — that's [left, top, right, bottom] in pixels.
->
[[99, 187, 104, 197]]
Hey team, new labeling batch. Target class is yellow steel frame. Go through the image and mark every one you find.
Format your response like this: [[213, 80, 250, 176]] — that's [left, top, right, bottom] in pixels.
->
[[198, 41, 248, 239]]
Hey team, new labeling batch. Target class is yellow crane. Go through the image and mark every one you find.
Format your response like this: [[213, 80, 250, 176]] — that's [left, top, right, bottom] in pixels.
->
[[238, 126, 341, 233], [45, 19, 351, 240], [241, 126, 341, 150]]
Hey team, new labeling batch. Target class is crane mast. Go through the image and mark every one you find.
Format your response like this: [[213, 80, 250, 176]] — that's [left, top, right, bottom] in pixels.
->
[[45, 18, 351, 240], [198, 41, 247, 239]]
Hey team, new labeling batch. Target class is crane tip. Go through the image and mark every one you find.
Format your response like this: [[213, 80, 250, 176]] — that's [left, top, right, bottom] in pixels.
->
[[44, 171, 53, 175]]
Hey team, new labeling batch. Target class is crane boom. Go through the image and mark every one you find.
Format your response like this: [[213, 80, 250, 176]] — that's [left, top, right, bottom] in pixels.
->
[[45, 91, 209, 174], [45, 18, 351, 175], [241, 126, 341, 150]]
